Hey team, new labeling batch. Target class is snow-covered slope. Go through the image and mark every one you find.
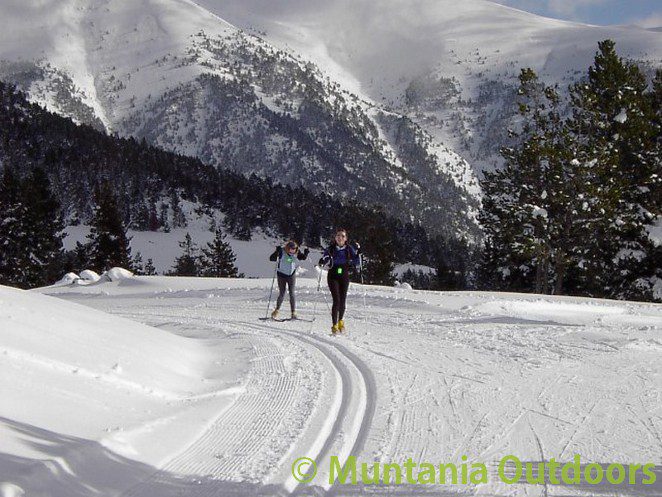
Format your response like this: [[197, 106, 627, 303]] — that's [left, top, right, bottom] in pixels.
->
[[0, 0, 480, 238], [2, 275, 661, 496], [196, 0, 662, 171], [0, 0, 659, 233], [0, 283, 249, 496]]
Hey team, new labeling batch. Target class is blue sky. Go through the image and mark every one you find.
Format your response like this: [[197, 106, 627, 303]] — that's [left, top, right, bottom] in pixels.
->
[[492, 0, 662, 27]]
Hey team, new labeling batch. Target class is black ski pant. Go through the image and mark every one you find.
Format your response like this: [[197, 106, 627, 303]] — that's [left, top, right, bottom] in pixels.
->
[[328, 271, 350, 325], [276, 272, 296, 311]]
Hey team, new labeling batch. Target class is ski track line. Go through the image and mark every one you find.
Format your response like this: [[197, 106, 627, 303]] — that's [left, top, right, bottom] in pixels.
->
[[311, 332, 377, 497], [237, 320, 377, 495], [120, 329, 314, 497], [115, 309, 375, 497]]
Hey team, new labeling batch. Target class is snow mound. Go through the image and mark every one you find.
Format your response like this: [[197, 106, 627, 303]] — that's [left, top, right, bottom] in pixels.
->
[[56, 272, 80, 285], [394, 281, 413, 290], [102, 267, 134, 282], [0, 483, 24, 497], [79, 270, 100, 282], [0, 285, 218, 400], [393, 263, 435, 278]]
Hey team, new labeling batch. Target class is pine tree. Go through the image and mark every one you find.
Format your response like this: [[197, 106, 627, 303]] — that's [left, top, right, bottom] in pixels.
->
[[87, 182, 133, 272], [170, 232, 200, 276], [567, 40, 659, 299], [133, 251, 145, 275], [479, 68, 576, 294], [23, 167, 65, 287], [143, 258, 158, 276], [0, 168, 31, 287], [357, 216, 395, 286], [170, 188, 187, 229], [199, 228, 242, 278]]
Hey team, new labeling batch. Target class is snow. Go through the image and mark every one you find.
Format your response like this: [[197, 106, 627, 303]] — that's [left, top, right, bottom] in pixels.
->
[[102, 267, 134, 282], [56, 272, 80, 285], [615, 108, 628, 123], [1, 275, 660, 495], [0, 0, 658, 195], [62, 224, 324, 277], [79, 269, 100, 282], [393, 262, 436, 278], [194, 0, 662, 108], [0, 483, 24, 497], [531, 205, 548, 218], [648, 216, 662, 246]]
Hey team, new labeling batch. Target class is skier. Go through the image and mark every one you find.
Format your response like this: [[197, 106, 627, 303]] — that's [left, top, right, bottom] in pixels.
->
[[269, 240, 309, 319], [318, 228, 361, 334]]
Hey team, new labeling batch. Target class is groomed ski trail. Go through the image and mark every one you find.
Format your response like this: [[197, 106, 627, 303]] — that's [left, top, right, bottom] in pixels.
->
[[117, 311, 375, 496]]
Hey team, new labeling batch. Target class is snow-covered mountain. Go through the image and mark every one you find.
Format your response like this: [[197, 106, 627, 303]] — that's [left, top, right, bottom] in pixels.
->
[[196, 0, 662, 171], [0, 0, 480, 239], [0, 0, 659, 235]]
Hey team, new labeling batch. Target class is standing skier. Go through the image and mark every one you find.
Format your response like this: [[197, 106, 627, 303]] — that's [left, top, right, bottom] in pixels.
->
[[318, 228, 361, 334], [269, 240, 309, 319]]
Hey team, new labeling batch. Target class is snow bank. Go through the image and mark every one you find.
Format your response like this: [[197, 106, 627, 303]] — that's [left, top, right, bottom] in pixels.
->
[[102, 267, 134, 282], [79, 269, 100, 282], [0, 283, 248, 495], [1, 286, 215, 399], [55, 272, 80, 285], [0, 483, 24, 497], [393, 263, 436, 278]]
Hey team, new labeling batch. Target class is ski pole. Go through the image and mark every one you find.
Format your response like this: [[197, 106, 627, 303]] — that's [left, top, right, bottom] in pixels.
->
[[317, 263, 324, 291], [308, 264, 325, 332], [265, 256, 279, 319], [359, 249, 366, 308]]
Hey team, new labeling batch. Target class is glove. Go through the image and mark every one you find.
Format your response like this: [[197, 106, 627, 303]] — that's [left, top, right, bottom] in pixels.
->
[[304, 248, 310, 256], [318, 256, 330, 267], [355, 242, 362, 256], [276, 246, 283, 256]]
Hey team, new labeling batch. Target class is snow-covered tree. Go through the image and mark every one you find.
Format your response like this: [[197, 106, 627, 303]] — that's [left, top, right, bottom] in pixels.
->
[[170, 232, 200, 276], [480, 68, 577, 294], [0, 168, 31, 287], [0, 167, 64, 288], [199, 228, 242, 278], [143, 258, 158, 276], [87, 182, 133, 272], [23, 167, 65, 287], [567, 40, 660, 299]]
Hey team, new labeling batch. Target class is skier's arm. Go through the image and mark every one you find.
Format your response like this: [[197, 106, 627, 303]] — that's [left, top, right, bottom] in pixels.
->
[[269, 246, 282, 262], [318, 247, 331, 267], [349, 244, 361, 266], [297, 247, 310, 261]]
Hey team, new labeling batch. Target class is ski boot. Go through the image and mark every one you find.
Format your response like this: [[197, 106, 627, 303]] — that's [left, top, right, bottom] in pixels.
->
[[271, 308, 280, 319], [338, 320, 345, 332], [331, 323, 340, 335], [291, 311, 298, 320]]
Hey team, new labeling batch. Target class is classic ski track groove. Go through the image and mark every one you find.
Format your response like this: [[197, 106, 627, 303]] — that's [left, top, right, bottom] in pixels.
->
[[121, 332, 307, 496], [119, 313, 376, 496]]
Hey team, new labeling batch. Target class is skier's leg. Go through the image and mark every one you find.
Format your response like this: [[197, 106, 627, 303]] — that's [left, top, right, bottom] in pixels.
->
[[328, 275, 340, 324], [288, 275, 296, 313], [338, 275, 350, 321], [275, 274, 287, 309]]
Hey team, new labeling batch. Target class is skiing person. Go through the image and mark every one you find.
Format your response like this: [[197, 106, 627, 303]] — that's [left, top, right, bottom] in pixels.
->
[[269, 240, 309, 319], [318, 228, 361, 334]]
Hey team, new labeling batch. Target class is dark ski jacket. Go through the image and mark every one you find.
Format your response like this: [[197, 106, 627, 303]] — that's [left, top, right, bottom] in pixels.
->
[[269, 246, 309, 262], [319, 243, 360, 269]]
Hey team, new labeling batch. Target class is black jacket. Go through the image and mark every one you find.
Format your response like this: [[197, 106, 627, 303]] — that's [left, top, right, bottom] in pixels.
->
[[269, 246, 309, 262]]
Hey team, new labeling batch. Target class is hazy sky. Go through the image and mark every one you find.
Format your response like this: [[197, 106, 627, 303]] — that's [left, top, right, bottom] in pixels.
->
[[491, 0, 662, 27]]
